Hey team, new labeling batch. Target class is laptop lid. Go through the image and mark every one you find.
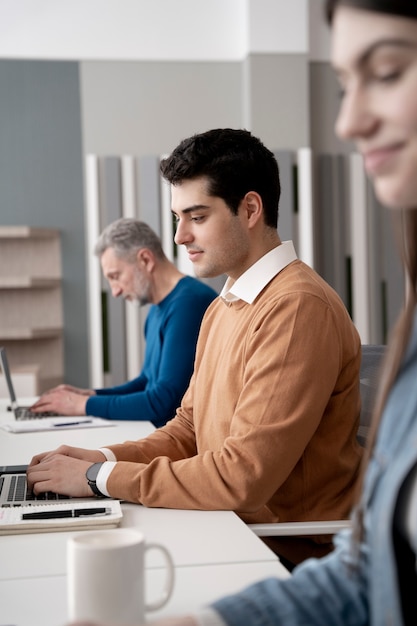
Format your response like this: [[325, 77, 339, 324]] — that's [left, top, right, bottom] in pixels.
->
[[0, 346, 62, 419], [0, 346, 20, 414]]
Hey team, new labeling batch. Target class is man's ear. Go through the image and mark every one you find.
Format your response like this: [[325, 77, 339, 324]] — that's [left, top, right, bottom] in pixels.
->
[[244, 191, 263, 229], [136, 248, 155, 272]]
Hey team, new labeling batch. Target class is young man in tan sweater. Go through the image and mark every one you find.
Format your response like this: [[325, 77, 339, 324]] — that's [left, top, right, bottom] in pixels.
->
[[28, 128, 362, 569]]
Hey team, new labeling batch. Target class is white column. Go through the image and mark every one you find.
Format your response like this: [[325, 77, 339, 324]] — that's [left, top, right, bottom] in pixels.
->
[[85, 154, 104, 388], [297, 148, 315, 268], [349, 152, 371, 342]]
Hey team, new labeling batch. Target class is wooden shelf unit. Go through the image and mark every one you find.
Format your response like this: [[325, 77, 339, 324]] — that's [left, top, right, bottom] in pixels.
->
[[0, 226, 64, 395]]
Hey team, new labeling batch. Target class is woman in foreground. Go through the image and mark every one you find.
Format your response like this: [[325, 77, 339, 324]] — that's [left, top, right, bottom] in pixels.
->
[[71, 1, 417, 624]]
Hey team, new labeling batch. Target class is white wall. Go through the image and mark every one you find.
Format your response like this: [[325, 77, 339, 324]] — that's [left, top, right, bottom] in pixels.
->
[[249, 0, 308, 53], [0, 0, 314, 61]]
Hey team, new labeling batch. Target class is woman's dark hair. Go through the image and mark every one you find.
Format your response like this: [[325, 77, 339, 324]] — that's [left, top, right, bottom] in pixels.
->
[[325, 0, 417, 23], [325, 0, 417, 552], [160, 128, 281, 229]]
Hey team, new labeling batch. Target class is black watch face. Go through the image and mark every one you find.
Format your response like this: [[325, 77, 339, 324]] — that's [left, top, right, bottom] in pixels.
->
[[87, 462, 101, 482], [86, 463, 104, 497]]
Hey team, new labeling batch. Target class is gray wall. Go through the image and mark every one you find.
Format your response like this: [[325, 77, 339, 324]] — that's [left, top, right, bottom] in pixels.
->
[[80, 60, 243, 155], [310, 61, 353, 154], [0, 60, 89, 386], [80, 54, 309, 156], [244, 54, 309, 148]]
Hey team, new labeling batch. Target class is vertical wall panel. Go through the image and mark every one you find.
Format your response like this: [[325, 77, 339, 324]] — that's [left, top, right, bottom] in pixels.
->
[[315, 155, 335, 288], [297, 148, 315, 268], [121, 155, 137, 219], [366, 184, 385, 344], [98, 157, 126, 385], [274, 150, 295, 244], [382, 209, 405, 339], [121, 155, 143, 381], [349, 153, 371, 342], [315, 154, 350, 308], [137, 156, 162, 234], [332, 155, 349, 303], [85, 154, 104, 388], [160, 172, 175, 263]]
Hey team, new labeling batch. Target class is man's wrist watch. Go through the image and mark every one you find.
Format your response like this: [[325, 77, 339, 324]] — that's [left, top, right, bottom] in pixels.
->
[[86, 462, 105, 497]]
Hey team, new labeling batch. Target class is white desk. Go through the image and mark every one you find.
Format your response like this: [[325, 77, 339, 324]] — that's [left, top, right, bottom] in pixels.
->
[[0, 399, 156, 465], [1, 561, 289, 626], [0, 404, 290, 625], [1, 505, 281, 580]]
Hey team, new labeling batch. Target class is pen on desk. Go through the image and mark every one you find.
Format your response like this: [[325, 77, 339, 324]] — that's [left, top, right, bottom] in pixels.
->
[[53, 419, 93, 427], [22, 507, 110, 520]]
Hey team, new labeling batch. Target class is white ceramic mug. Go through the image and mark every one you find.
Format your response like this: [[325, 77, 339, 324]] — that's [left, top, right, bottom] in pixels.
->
[[67, 528, 175, 625]]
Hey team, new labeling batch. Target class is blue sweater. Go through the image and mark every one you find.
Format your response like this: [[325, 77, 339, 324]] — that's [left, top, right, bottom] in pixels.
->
[[86, 276, 217, 426]]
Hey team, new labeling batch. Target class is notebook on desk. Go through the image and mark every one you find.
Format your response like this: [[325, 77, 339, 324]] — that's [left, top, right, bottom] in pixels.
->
[[0, 464, 122, 534]]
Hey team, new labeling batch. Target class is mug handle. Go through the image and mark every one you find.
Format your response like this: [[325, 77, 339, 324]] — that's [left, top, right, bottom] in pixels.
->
[[145, 542, 175, 612]]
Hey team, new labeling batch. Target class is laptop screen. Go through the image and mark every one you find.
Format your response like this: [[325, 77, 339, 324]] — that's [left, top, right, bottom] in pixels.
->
[[0, 346, 19, 411]]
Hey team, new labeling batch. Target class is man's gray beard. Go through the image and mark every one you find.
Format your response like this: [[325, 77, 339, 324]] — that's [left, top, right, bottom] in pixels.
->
[[130, 298, 148, 308], [123, 295, 147, 308]]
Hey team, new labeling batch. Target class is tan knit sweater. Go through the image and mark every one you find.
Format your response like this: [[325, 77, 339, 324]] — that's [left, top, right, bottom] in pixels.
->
[[106, 259, 362, 535]]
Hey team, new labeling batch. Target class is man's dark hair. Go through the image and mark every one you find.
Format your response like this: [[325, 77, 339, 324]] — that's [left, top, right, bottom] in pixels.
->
[[160, 128, 280, 229]]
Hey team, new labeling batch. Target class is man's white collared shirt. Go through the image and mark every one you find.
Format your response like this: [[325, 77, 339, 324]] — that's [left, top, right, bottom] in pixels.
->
[[220, 240, 298, 305]]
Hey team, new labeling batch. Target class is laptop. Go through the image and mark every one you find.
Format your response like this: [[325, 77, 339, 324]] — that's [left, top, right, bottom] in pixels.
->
[[0, 464, 122, 533], [0, 464, 74, 507], [0, 346, 60, 420]]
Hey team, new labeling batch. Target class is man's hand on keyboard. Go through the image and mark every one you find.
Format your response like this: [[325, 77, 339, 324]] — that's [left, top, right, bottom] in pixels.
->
[[27, 446, 107, 498], [30, 387, 91, 416]]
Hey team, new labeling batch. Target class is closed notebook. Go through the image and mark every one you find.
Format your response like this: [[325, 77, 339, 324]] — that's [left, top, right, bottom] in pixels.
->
[[0, 500, 123, 535], [0, 416, 115, 433]]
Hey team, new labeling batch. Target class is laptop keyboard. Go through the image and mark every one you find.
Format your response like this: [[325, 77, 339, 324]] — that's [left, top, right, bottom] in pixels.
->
[[15, 407, 59, 420], [0, 474, 70, 507]]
